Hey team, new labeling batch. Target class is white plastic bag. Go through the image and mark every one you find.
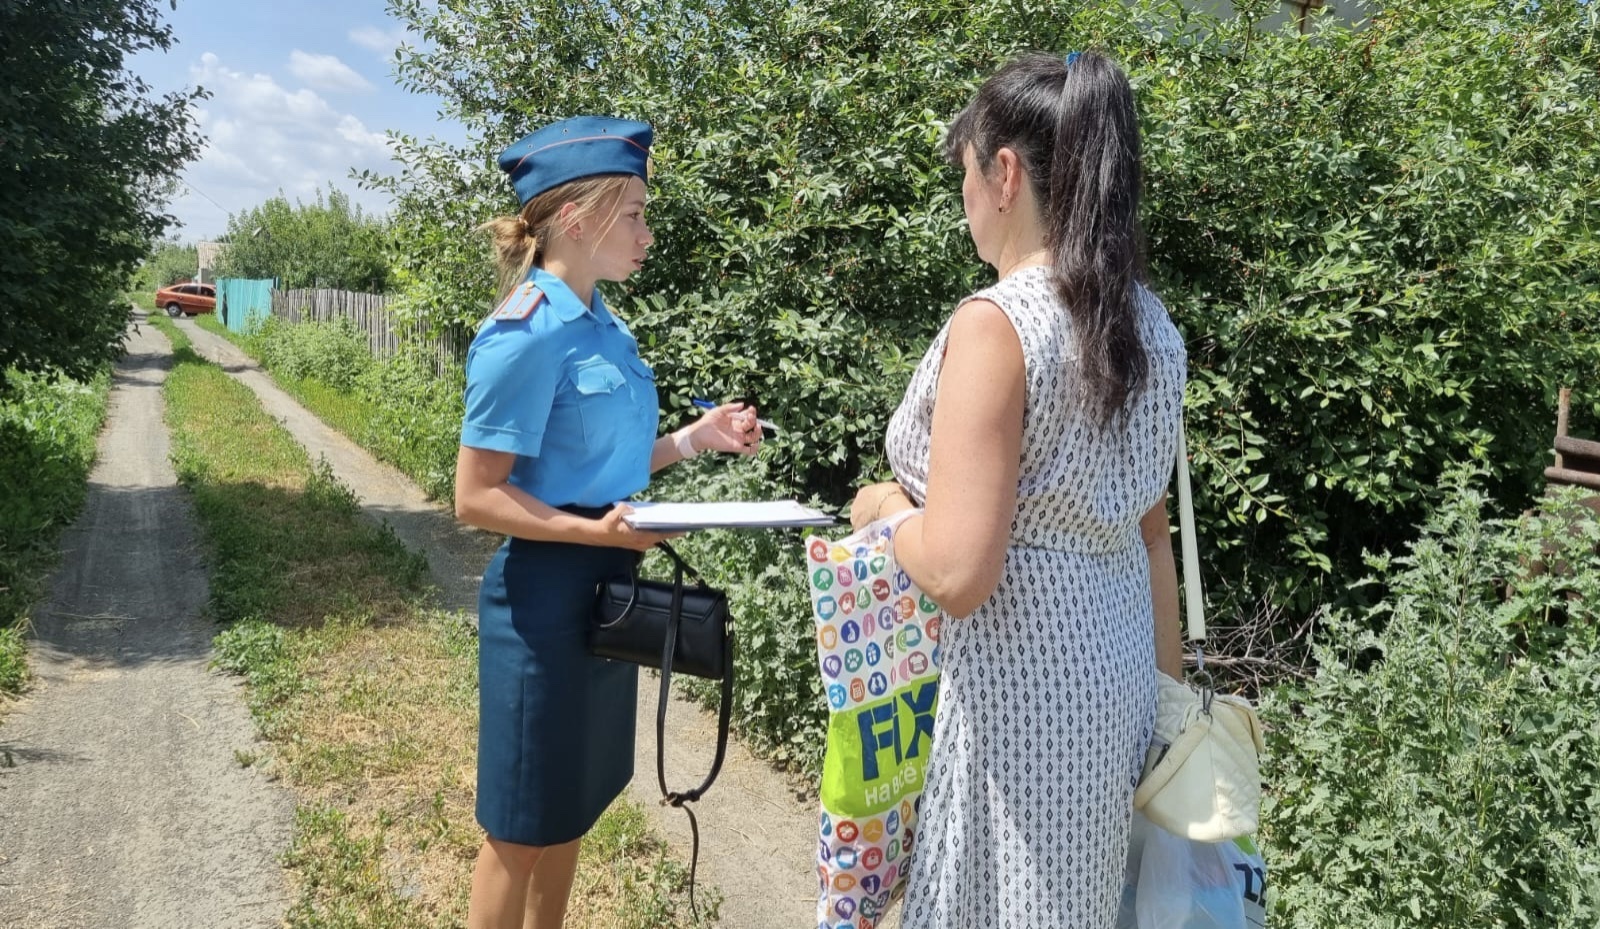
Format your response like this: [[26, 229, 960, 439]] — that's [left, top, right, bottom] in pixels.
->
[[1118, 812, 1268, 929]]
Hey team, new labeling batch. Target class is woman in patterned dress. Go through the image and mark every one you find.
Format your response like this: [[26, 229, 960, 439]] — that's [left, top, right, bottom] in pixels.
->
[[850, 52, 1187, 927]]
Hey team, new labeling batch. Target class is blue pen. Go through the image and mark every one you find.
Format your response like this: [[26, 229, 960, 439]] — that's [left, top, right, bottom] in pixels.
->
[[691, 397, 779, 433]]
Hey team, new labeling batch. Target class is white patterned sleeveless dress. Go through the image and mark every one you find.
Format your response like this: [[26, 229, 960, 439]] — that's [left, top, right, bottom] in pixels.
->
[[888, 266, 1187, 929]]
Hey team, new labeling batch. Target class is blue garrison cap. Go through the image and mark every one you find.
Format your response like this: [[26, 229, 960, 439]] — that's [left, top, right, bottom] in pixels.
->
[[497, 116, 653, 207]]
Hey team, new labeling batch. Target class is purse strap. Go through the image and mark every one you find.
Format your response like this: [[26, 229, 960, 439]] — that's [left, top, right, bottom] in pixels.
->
[[1174, 419, 1208, 647], [651, 540, 734, 921]]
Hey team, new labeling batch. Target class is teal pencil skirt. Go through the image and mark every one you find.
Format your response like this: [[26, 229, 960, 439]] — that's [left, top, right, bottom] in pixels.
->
[[475, 535, 639, 846]]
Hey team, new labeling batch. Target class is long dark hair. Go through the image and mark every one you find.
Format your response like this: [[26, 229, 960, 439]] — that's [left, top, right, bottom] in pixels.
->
[[944, 51, 1148, 428]]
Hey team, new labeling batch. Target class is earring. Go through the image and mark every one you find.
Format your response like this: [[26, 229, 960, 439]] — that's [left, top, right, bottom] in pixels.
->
[[998, 204, 1009, 214]]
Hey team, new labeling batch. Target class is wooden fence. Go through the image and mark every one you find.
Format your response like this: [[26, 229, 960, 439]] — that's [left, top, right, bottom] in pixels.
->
[[270, 288, 470, 373]]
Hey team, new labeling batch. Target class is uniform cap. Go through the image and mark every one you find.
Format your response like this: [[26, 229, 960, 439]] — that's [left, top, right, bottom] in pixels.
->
[[496, 115, 653, 207]]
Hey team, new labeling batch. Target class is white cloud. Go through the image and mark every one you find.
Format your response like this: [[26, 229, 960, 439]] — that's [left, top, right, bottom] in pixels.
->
[[287, 50, 374, 93], [167, 52, 396, 239], [349, 24, 408, 60]]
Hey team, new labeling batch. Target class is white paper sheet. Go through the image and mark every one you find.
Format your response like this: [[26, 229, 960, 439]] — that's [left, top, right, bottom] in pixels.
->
[[621, 500, 836, 530]]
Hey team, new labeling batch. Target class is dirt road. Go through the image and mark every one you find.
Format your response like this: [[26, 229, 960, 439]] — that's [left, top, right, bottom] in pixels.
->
[[0, 316, 292, 928], [176, 318, 825, 928]]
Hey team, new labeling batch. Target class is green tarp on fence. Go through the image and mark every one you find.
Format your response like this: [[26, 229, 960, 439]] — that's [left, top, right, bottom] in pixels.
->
[[217, 278, 273, 334]]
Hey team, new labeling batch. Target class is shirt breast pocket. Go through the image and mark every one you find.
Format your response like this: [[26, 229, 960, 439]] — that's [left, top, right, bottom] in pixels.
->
[[571, 354, 633, 449]]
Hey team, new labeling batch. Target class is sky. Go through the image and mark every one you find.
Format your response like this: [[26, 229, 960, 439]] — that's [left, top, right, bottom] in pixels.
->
[[129, 0, 470, 243]]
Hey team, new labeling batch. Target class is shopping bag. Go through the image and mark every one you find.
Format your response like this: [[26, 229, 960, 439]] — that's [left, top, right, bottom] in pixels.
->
[[1118, 812, 1268, 929], [804, 511, 943, 929]]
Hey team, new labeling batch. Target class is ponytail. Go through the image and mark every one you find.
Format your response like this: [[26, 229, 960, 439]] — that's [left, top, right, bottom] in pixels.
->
[[480, 210, 544, 298], [944, 51, 1149, 428], [1046, 51, 1148, 428]]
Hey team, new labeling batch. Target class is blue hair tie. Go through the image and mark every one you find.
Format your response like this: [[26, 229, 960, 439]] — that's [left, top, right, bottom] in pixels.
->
[[1065, 51, 1082, 67]]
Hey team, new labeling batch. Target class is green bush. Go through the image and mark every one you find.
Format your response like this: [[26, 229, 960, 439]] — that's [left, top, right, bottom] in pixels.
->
[[255, 317, 373, 392], [1262, 479, 1600, 927], [649, 459, 832, 773], [373, 0, 1600, 766], [382, 0, 1599, 620], [353, 348, 465, 502], [0, 370, 111, 692]]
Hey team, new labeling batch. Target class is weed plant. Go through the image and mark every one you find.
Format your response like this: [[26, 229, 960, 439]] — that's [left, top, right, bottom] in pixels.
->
[[1263, 477, 1600, 926], [0, 369, 111, 694]]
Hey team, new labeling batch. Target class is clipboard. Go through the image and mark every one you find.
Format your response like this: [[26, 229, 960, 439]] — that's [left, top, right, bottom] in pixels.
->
[[621, 500, 837, 531]]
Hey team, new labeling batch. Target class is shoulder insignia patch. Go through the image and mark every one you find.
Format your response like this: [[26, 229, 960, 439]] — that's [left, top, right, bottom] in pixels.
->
[[489, 283, 545, 323]]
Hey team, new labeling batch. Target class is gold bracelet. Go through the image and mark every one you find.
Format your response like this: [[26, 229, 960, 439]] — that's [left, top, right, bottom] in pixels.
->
[[871, 488, 900, 522]]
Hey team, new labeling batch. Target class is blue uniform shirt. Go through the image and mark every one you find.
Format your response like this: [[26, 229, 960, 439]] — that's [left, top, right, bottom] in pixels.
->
[[461, 267, 659, 508]]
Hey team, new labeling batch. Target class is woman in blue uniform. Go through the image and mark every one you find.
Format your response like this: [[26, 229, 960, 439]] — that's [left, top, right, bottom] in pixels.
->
[[454, 115, 761, 929]]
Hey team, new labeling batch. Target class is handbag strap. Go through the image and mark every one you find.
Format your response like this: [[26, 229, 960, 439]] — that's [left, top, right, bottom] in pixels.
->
[[1174, 419, 1208, 644], [651, 541, 734, 921]]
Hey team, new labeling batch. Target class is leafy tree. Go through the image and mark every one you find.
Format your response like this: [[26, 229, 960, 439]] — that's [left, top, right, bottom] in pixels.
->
[[136, 240, 201, 290], [377, 0, 1599, 617], [0, 0, 205, 387], [216, 188, 393, 293]]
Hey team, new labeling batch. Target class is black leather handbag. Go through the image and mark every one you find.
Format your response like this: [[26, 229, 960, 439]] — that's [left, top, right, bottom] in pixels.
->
[[591, 541, 734, 919], [592, 541, 731, 680]]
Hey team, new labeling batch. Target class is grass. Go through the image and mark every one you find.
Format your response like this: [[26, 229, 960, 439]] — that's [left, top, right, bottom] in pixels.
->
[[150, 312, 713, 927], [195, 315, 461, 502], [0, 367, 112, 698], [194, 314, 231, 340]]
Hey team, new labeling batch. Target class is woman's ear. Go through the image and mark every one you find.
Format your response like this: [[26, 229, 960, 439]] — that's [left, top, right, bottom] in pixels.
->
[[994, 147, 1024, 207], [556, 201, 583, 240]]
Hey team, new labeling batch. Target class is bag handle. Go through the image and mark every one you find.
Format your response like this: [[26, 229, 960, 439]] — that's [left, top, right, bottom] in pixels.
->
[[1174, 420, 1207, 643], [651, 540, 734, 922]]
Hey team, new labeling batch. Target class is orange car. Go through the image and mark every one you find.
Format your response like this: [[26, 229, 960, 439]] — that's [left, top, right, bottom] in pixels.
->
[[154, 282, 217, 317]]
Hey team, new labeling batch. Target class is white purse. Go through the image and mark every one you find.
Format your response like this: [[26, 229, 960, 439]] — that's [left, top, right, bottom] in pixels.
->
[[1132, 421, 1265, 843]]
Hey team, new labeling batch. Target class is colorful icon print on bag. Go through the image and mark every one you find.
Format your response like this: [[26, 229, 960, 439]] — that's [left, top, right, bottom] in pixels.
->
[[807, 522, 942, 929]]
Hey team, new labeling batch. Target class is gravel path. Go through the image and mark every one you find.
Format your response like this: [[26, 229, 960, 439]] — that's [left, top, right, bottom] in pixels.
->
[[175, 317, 824, 928], [0, 315, 292, 928]]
